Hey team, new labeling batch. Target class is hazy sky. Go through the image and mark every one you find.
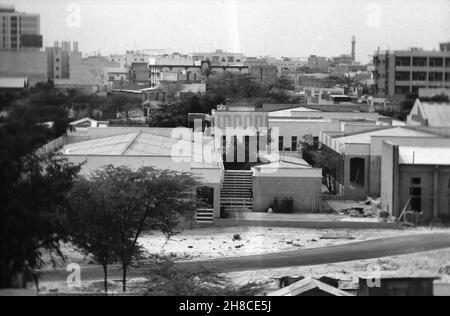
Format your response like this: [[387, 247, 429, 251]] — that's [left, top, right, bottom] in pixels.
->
[[4, 0, 450, 62]]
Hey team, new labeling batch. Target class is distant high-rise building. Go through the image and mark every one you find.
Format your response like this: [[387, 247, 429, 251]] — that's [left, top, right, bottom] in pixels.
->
[[46, 41, 73, 79], [351, 35, 356, 62], [440, 42, 450, 52], [0, 5, 42, 51], [372, 45, 450, 100]]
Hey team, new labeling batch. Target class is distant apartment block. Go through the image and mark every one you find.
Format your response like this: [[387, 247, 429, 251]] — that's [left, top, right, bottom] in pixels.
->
[[372, 44, 450, 100], [192, 49, 245, 66], [440, 42, 450, 52], [272, 57, 308, 74], [244, 57, 278, 85], [109, 54, 127, 68], [307, 55, 330, 73], [332, 54, 354, 66], [46, 41, 74, 79], [150, 52, 194, 66], [0, 5, 42, 51]]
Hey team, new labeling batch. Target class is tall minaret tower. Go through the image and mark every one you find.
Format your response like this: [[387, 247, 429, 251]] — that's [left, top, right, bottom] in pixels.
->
[[351, 35, 356, 62]]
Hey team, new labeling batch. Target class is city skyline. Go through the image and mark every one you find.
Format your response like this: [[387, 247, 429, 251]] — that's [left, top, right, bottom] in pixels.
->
[[4, 0, 450, 62]]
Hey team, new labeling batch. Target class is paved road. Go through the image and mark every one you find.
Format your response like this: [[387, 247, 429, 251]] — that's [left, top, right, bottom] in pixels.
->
[[41, 233, 450, 283]]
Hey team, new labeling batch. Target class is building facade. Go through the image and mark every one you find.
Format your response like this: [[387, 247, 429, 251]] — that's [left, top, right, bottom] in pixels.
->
[[46, 41, 73, 80], [307, 55, 330, 73], [0, 5, 41, 51], [372, 47, 450, 101], [244, 57, 278, 85], [382, 143, 450, 222], [192, 49, 245, 66], [0, 50, 47, 84]]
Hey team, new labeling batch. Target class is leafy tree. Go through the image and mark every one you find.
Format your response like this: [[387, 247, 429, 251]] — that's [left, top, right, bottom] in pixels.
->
[[421, 93, 450, 103], [68, 178, 119, 293], [0, 152, 81, 288], [0, 82, 82, 289], [68, 165, 199, 292], [207, 72, 267, 99], [299, 135, 340, 194], [271, 76, 295, 91], [103, 94, 143, 123], [0, 91, 15, 112], [147, 102, 190, 127], [329, 73, 362, 95], [401, 92, 419, 112]]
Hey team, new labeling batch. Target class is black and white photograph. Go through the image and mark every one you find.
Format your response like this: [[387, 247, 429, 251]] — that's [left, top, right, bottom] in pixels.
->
[[0, 0, 450, 300]]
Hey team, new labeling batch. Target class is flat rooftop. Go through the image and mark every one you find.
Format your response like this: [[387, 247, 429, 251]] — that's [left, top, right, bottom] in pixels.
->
[[269, 106, 321, 117], [334, 127, 436, 145]]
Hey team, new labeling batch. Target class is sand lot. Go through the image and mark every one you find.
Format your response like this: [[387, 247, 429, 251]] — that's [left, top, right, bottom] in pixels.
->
[[137, 226, 446, 261], [43, 226, 450, 268]]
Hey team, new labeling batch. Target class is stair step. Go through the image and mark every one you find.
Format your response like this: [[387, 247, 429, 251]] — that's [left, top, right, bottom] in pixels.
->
[[221, 171, 254, 212]]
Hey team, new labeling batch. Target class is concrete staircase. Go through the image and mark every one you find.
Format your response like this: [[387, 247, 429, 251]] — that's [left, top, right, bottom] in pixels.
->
[[220, 170, 254, 212]]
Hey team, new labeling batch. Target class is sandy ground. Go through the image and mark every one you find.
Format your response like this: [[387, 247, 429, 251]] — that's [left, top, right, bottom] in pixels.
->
[[226, 247, 450, 294], [42, 226, 450, 270], [137, 226, 448, 261]]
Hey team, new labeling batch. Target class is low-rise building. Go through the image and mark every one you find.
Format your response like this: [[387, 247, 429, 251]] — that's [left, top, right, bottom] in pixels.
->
[[60, 127, 224, 225], [321, 127, 444, 200], [252, 156, 322, 213], [0, 77, 28, 91], [382, 143, 450, 222]]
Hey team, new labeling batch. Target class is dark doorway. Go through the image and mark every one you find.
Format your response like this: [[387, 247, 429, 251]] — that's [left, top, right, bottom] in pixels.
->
[[410, 177, 422, 212], [350, 157, 365, 186]]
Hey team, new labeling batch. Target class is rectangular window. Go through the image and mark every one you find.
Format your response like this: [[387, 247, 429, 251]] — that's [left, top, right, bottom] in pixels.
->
[[412, 57, 427, 67], [395, 57, 411, 67], [278, 136, 284, 152], [429, 72, 443, 81], [429, 58, 444, 67], [291, 136, 297, 152], [395, 71, 410, 81], [412, 72, 427, 81]]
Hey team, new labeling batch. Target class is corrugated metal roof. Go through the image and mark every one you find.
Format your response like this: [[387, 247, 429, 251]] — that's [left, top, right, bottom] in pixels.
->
[[399, 146, 450, 165], [419, 102, 450, 127], [62, 131, 192, 157]]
